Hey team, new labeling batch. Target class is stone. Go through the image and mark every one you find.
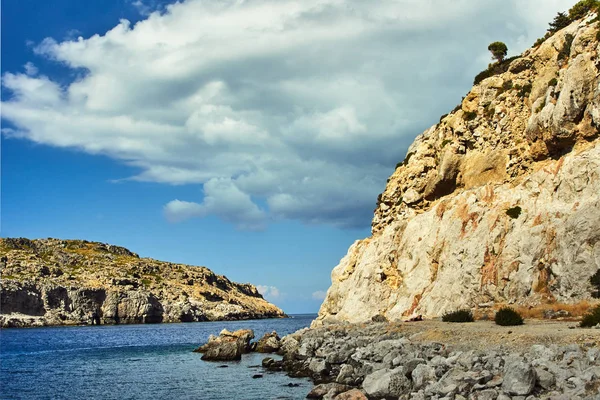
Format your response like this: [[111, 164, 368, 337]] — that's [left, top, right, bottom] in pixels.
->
[[309, 358, 328, 375], [333, 388, 367, 400], [306, 383, 351, 399], [412, 364, 437, 390], [336, 364, 355, 385], [255, 331, 281, 353], [502, 359, 536, 395], [468, 389, 497, 400], [363, 367, 412, 398], [535, 368, 555, 390]]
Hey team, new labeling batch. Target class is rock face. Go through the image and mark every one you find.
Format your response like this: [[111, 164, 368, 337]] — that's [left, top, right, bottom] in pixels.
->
[[0, 238, 285, 327], [316, 15, 600, 324]]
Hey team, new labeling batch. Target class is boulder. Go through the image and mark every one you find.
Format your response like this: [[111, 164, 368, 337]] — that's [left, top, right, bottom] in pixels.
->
[[333, 388, 368, 400], [195, 329, 255, 361], [306, 383, 351, 399], [502, 359, 536, 395], [363, 367, 411, 398], [255, 331, 281, 353], [411, 364, 436, 390]]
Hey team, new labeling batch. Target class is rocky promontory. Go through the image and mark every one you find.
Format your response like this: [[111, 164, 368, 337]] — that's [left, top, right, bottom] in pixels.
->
[[0, 237, 285, 327], [316, 7, 600, 324]]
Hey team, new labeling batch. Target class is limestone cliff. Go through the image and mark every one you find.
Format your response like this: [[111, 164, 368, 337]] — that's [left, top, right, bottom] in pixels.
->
[[316, 14, 600, 325], [0, 238, 285, 327]]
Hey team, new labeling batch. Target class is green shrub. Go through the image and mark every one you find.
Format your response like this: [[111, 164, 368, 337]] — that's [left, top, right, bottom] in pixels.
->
[[506, 206, 522, 219], [558, 34, 575, 61], [473, 56, 521, 85], [568, 0, 599, 20], [515, 83, 532, 98], [474, 68, 494, 85], [548, 78, 558, 87], [495, 307, 524, 326], [395, 151, 414, 169], [596, 29, 600, 41], [579, 304, 600, 327], [536, 99, 547, 113], [502, 80, 513, 91], [442, 309, 474, 323], [463, 111, 477, 121], [590, 269, 600, 298]]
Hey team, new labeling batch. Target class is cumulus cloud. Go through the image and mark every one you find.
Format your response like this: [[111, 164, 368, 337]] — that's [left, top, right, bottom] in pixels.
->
[[312, 290, 328, 300], [23, 62, 38, 76], [164, 178, 267, 230], [257, 285, 281, 299], [1, 0, 578, 229]]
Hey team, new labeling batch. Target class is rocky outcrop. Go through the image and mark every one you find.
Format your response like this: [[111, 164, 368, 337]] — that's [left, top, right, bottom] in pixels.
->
[[194, 329, 255, 361], [0, 238, 285, 327], [316, 13, 600, 324], [255, 331, 281, 353]]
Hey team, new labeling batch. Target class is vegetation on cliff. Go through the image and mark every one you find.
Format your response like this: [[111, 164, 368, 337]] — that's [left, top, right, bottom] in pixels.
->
[[0, 238, 285, 327]]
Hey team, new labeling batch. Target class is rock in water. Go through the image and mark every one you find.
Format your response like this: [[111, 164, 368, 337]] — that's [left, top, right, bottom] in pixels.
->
[[255, 331, 281, 353], [196, 329, 255, 361], [314, 12, 600, 325], [0, 238, 285, 327]]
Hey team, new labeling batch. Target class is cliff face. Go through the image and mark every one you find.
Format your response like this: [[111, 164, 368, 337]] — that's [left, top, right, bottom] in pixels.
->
[[0, 238, 285, 327], [316, 16, 600, 325]]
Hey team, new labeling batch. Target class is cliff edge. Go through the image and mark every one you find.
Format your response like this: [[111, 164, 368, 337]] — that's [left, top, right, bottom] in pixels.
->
[[0, 238, 285, 327], [316, 12, 600, 325]]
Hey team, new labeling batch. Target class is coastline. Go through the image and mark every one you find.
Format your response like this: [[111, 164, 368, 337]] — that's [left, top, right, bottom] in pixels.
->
[[264, 319, 600, 399]]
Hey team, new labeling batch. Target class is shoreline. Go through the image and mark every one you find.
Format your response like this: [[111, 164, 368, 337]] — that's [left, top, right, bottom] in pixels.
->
[[0, 312, 291, 329], [263, 319, 600, 399]]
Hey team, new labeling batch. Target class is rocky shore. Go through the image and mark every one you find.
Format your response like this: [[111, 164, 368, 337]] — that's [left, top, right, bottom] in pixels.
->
[[198, 320, 600, 399], [0, 238, 285, 327]]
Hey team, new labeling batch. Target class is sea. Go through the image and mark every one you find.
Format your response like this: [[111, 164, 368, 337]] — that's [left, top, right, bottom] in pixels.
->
[[0, 314, 316, 400]]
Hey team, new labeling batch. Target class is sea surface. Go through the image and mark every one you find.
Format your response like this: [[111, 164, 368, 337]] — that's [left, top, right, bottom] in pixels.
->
[[0, 315, 316, 400]]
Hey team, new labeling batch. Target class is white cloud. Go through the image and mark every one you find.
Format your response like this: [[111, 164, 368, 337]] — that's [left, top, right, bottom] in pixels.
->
[[1, 0, 579, 229], [312, 290, 327, 300], [256, 285, 281, 299], [23, 62, 38, 76], [164, 178, 266, 230]]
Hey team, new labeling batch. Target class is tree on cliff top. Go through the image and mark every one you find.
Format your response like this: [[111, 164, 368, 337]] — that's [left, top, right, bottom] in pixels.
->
[[548, 12, 571, 33], [488, 42, 508, 63]]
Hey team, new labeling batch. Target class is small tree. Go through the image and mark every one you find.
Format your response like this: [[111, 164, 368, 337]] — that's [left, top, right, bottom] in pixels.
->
[[548, 12, 571, 33], [488, 42, 508, 63]]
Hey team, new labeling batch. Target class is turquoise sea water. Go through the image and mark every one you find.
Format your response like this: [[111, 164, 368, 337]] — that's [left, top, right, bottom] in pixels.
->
[[0, 315, 315, 400]]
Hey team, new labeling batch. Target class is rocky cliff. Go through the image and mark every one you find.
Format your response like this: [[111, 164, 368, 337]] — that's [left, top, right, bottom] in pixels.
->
[[0, 238, 285, 327], [315, 13, 600, 325]]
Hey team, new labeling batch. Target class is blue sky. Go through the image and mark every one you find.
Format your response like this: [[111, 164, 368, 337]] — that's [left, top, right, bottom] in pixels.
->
[[1, 0, 576, 313]]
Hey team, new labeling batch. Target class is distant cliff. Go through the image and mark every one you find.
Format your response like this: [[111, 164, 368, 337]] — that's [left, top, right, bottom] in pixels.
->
[[0, 238, 285, 327], [315, 12, 600, 325]]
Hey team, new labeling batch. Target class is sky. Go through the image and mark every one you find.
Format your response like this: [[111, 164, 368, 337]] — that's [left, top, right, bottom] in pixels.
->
[[1, 0, 578, 313]]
